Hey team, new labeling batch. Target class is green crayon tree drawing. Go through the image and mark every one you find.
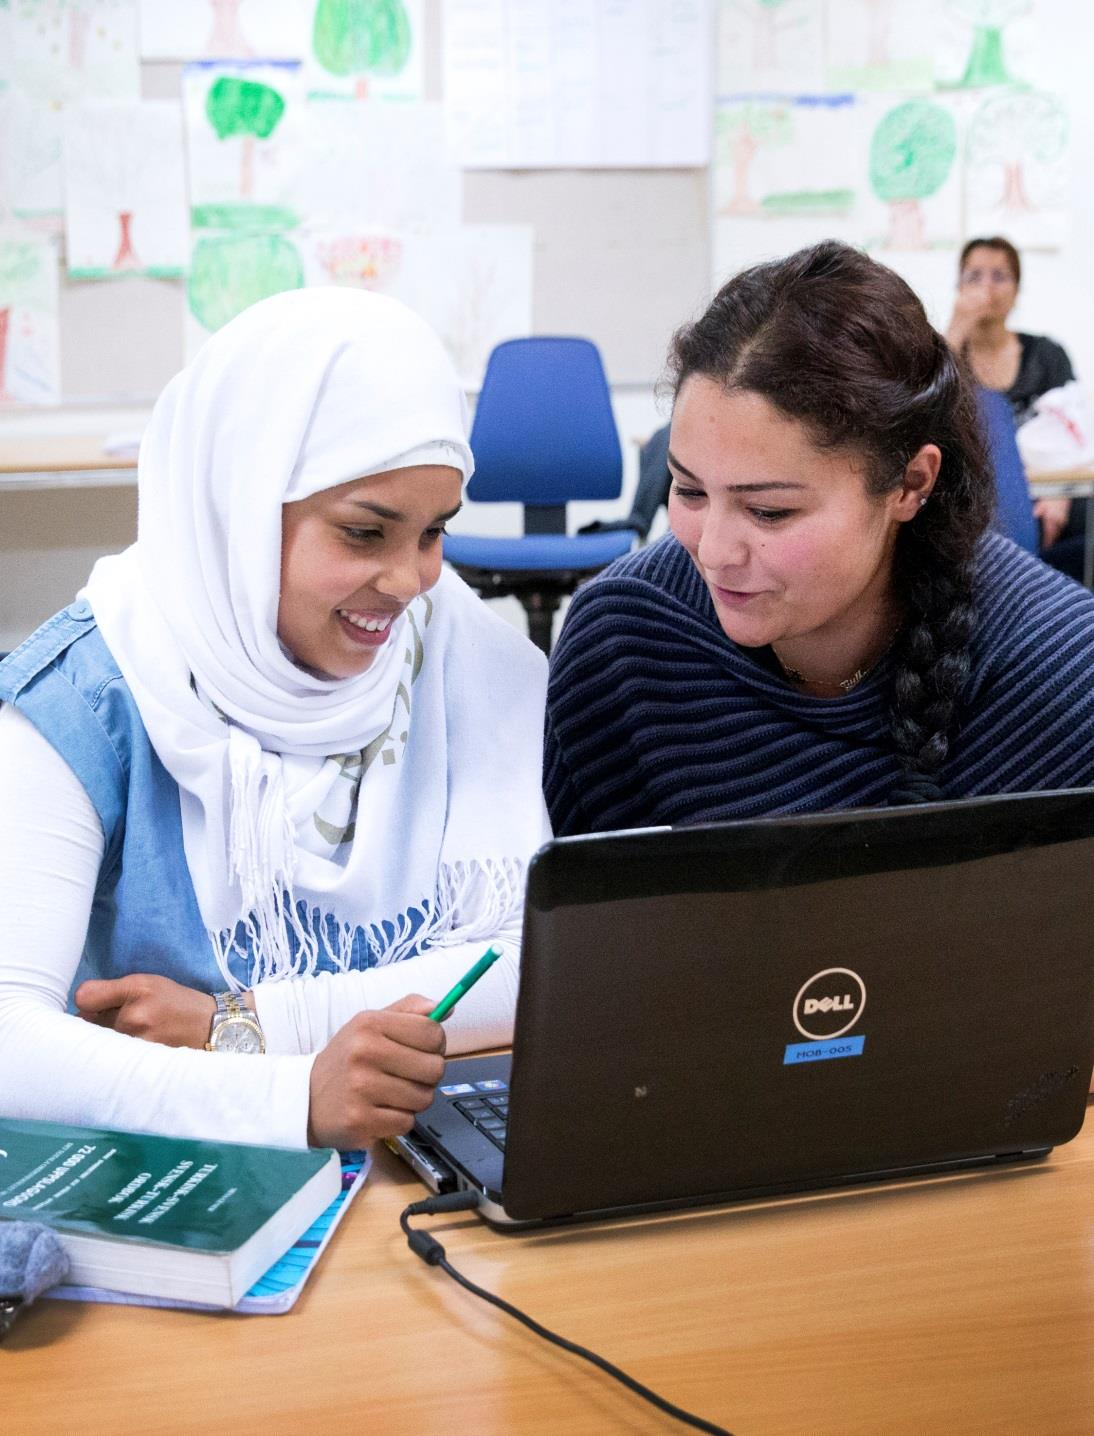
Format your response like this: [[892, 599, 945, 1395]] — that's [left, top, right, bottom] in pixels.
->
[[205, 76, 286, 201], [188, 233, 304, 335], [945, 0, 1030, 89], [967, 92, 1066, 215], [716, 102, 793, 215], [869, 100, 956, 249], [0, 240, 42, 401], [312, 0, 411, 99]]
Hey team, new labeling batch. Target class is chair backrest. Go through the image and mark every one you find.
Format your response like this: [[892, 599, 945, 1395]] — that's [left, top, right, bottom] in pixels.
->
[[467, 337, 623, 506], [977, 386, 1038, 554]]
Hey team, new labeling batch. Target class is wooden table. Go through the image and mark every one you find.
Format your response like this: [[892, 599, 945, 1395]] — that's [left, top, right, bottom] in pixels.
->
[[7, 1109, 1094, 1436], [0, 434, 138, 491]]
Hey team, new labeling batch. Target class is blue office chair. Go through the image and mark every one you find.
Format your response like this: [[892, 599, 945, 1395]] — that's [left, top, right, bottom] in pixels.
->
[[977, 387, 1038, 554], [443, 337, 635, 653]]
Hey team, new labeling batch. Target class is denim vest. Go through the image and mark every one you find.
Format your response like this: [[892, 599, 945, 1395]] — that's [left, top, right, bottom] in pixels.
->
[[0, 602, 223, 995], [0, 605, 440, 996]]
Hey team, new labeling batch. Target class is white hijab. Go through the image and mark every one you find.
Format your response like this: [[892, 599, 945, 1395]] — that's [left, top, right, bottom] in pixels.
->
[[83, 288, 547, 988]]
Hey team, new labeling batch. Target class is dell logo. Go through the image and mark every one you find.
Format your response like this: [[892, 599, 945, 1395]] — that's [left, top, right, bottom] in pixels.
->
[[793, 968, 866, 1041], [804, 995, 855, 1015]]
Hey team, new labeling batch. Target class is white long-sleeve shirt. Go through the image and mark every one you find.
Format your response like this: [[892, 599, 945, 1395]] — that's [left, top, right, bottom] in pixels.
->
[[0, 703, 521, 1149]]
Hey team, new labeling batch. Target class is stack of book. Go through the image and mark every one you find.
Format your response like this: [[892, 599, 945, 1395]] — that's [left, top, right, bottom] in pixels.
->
[[0, 1119, 368, 1313]]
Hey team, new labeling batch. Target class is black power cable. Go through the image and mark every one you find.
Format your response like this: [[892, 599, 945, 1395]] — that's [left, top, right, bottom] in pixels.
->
[[400, 1193, 733, 1435]]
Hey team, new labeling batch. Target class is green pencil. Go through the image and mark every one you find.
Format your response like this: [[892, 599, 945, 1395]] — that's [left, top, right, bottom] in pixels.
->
[[428, 945, 503, 1022]]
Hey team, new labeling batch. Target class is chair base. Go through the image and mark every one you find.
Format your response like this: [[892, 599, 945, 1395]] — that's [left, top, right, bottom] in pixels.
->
[[449, 565, 603, 654]]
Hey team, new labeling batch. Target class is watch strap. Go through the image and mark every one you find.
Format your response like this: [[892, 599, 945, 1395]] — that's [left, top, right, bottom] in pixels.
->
[[205, 990, 265, 1052]]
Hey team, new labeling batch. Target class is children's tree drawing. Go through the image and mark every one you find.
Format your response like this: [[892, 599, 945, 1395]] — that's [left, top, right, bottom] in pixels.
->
[[751, 0, 797, 69], [945, 0, 1029, 88], [718, 0, 821, 90], [862, 0, 896, 67], [14, 0, 93, 71], [722, 0, 806, 73], [205, 75, 286, 200], [67, 110, 147, 273], [716, 102, 793, 215], [205, 0, 255, 57], [13, 0, 135, 95], [314, 233, 402, 288], [188, 232, 303, 334], [967, 91, 1066, 214], [436, 235, 530, 389], [65, 101, 188, 278], [0, 92, 64, 218], [312, 0, 411, 98], [869, 100, 956, 249], [0, 239, 43, 401]]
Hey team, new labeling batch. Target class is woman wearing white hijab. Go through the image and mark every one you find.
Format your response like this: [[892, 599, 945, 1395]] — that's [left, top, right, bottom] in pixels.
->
[[0, 288, 548, 1150]]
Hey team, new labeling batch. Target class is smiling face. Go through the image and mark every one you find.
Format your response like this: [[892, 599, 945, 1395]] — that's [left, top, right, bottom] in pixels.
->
[[668, 378, 934, 665], [958, 244, 1019, 324], [278, 464, 463, 679]]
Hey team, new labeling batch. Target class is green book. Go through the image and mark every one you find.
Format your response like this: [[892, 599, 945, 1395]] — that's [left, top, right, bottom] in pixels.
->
[[0, 1119, 340, 1309]]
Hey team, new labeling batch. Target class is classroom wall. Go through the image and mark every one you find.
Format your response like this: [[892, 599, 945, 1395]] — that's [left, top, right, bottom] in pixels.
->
[[707, 0, 1094, 385], [2, 0, 1091, 652]]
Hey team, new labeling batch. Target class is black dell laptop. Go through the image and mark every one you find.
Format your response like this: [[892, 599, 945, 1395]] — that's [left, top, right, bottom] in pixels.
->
[[391, 790, 1094, 1226]]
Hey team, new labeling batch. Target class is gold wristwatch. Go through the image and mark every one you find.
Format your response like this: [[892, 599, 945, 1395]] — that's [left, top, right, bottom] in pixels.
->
[[205, 991, 265, 1054]]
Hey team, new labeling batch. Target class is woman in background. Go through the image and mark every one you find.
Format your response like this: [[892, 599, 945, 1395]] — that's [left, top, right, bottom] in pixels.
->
[[545, 241, 1094, 835], [946, 235, 1079, 563], [0, 288, 548, 1151]]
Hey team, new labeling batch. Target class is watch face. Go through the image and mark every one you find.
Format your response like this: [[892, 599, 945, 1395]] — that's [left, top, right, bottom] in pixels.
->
[[214, 1018, 264, 1054]]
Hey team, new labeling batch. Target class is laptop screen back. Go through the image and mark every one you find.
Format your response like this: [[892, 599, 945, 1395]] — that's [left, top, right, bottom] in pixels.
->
[[501, 792, 1094, 1221]]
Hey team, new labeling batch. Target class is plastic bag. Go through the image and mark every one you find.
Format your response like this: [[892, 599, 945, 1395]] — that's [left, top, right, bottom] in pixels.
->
[[1015, 381, 1094, 474]]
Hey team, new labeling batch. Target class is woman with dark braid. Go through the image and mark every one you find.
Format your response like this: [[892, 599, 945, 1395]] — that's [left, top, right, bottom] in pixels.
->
[[544, 241, 1094, 834]]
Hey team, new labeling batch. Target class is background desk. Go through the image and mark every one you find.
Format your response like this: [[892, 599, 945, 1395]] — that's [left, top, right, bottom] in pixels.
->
[[0, 434, 138, 492], [7, 1110, 1094, 1435], [0, 432, 141, 652], [1026, 466, 1094, 588]]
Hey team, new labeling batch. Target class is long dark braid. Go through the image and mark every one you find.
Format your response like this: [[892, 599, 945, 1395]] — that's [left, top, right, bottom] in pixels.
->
[[669, 241, 995, 805]]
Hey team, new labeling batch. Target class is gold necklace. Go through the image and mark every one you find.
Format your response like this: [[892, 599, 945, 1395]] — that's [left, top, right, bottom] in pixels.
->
[[772, 627, 902, 694]]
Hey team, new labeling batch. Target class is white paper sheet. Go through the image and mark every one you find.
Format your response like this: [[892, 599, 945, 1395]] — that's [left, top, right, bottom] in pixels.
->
[[0, 5, 13, 94], [372, 223, 533, 388], [717, 0, 824, 93], [935, 0, 1040, 90], [293, 221, 533, 388], [824, 0, 938, 91], [184, 60, 306, 230], [293, 99, 461, 230], [138, 0, 310, 61], [303, 0, 424, 101], [445, 0, 711, 169], [184, 225, 306, 356], [10, 0, 139, 105], [713, 93, 860, 221], [0, 227, 60, 404], [63, 100, 189, 278], [859, 93, 962, 251], [0, 90, 65, 221], [965, 88, 1068, 250]]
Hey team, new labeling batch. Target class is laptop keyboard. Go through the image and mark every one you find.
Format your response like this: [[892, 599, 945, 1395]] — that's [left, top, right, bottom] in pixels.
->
[[439, 1078, 509, 1150]]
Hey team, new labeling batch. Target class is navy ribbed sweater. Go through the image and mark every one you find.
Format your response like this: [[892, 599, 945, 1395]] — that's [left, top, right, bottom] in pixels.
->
[[544, 531, 1094, 835]]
